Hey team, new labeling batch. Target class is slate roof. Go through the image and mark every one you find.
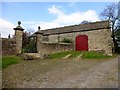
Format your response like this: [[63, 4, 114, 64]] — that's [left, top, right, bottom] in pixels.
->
[[35, 20, 111, 35]]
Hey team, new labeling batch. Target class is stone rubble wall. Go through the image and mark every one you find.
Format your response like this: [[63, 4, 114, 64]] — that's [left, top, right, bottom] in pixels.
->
[[2, 38, 16, 55], [41, 28, 113, 56], [40, 42, 74, 56]]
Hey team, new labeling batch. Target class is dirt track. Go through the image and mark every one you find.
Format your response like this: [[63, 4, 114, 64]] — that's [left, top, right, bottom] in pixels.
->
[[2, 57, 119, 88]]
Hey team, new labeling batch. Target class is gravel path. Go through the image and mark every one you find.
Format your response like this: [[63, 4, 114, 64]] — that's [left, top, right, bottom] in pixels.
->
[[2, 57, 119, 88]]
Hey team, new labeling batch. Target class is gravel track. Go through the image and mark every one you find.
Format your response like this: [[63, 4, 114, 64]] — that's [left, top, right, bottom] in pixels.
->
[[2, 57, 119, 88]]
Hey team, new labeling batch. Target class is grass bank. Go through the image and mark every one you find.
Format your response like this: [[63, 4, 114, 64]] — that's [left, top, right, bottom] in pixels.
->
[[49, 51, 114, 59], [82, 51, 112, 59], [2, 55, 22, 69]]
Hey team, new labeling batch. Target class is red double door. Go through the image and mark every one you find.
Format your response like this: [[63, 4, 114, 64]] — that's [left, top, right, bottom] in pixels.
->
[[75, 35, 88, 51]]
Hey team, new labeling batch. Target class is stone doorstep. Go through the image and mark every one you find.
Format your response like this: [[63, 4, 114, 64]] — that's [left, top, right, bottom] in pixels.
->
[[24, 55, 34, 60], [23, 53, 41, 60]]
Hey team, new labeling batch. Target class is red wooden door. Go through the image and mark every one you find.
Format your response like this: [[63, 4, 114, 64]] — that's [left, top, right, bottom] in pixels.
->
[[75, 35, 88, 51]]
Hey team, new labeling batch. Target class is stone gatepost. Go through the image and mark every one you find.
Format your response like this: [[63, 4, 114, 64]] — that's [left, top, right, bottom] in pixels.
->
[[13, 21, 24, 54], [35, 26, 43, 54]]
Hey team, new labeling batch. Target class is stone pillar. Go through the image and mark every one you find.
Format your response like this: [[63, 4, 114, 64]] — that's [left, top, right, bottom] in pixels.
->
[[13, 21, 24, 54], [35, 26, 43, 54]]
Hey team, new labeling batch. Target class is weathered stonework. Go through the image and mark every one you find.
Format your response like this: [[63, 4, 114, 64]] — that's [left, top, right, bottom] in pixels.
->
[[32, 20, 113, 57], [2, 38, 16, 55], [36, 34, 43, 53], [13, 21, 24, 54], [41, 42, 73, 55], [41, 28, 113, 56]]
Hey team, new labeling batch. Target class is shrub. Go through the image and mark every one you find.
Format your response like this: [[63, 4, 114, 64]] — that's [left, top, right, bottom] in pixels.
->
[[22, 42, 36, 53], [61, 38, 72, 43]]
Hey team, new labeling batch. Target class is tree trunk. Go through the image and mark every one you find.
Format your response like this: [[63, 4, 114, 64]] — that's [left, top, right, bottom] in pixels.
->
[[112, 21, 118, 53]]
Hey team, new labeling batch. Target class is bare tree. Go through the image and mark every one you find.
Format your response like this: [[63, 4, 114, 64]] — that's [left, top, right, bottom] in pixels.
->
[[81, 20, 89, 24], [100, 3, 118, 52], [22, 31, 30, 48], [100, 3, 118, 29]]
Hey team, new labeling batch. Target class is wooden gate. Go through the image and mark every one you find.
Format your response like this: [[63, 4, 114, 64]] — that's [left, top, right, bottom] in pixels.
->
[[75, 35, 88, 51]]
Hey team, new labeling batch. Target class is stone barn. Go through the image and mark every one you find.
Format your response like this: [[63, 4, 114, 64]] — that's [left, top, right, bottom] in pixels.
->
[[33, 20, 113, 56], [13, 20, 113, 57]]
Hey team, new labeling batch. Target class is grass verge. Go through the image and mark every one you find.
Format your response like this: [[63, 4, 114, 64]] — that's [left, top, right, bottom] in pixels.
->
[[49, 51, 114, 59], [82, 51, 112, 59], [49, 51, 71, 59], [69, 51, 82, 58], [2, 55, 22, 69]]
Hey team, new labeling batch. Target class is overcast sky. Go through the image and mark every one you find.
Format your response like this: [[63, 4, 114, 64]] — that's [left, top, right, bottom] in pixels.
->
[[0, 1, 119, 38]]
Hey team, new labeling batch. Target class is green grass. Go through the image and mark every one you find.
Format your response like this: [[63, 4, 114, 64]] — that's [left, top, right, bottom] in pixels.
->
[[69, 51, 82, 58], [0, 56, 2, 69], [49, 51, 72, 59], [82, 51, 112, 59], [2, 56, 22, 69], [49, 51, 113, 59]]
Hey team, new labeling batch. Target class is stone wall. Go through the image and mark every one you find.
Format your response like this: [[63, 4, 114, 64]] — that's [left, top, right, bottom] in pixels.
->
[[42, 42, 73, 54], [42, 28, 113, 55], [23, 42, 73, 58], [36, 21, 113, 56], [37, 41, 73, 57], [2, 38, 16, 55], [77, 29, 113, 55]]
